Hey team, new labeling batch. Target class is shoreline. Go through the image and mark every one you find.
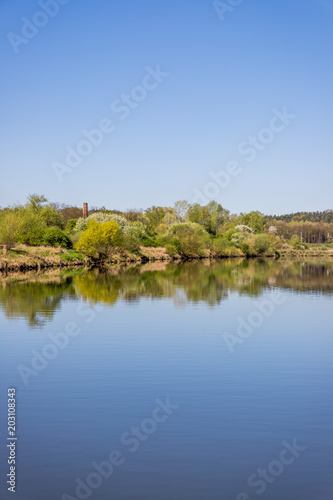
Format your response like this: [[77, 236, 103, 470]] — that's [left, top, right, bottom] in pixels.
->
[[1, 244, 333, 274]]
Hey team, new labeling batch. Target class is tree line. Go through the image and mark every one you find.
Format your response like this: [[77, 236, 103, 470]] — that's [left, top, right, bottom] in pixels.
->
[[0, 195, 332, 259], [264, 210, 333, 224]]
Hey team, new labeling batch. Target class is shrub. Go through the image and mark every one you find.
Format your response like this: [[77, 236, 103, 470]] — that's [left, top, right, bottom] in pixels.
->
[[231, 232, 246, 248], [124, 221, 147, 240], [254, 234, 271, 254], [43, 227, 72, 248], [241, 243, 250, 254], [141, 237, 159, 247], [169, 238, 181, 252], [211, 237, 243, 257], [120, 233, 141, 253], [165, 243, 179, 257], [66, 219, 78, 232], [75, 220, 121, 258], [178, 230, 206, 257], [155, 223, 168, 235], [225, 228, 237, 241], [289, 235, 302, 249], [165, 223, 209, 258]]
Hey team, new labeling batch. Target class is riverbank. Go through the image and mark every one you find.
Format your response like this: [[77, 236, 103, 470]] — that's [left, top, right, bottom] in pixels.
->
[[0, 244, 175, 272], [1, 244, 333, 273], [0, 246, 88, 272]]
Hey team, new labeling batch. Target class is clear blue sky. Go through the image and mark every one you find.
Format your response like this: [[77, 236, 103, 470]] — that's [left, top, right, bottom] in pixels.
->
[[1, 0, 332, 214]]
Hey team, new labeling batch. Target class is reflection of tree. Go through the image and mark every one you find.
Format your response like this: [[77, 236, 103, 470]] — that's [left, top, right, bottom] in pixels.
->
[[73, 259, 333, 307], [1, 260, 333, 327], [0, 277, 76, 327], [74, 271, 119, 305], [273, 261, 333, 294]]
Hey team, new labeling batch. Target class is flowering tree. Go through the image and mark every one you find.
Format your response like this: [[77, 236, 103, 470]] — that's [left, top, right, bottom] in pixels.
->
[[74, 213, 128, 232]]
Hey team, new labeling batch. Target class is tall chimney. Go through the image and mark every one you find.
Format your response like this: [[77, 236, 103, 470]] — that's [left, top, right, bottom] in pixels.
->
[[83, 203, 88, 219]]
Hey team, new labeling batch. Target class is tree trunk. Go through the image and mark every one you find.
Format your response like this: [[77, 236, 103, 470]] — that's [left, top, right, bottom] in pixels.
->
[[3, 245, 7, 255]]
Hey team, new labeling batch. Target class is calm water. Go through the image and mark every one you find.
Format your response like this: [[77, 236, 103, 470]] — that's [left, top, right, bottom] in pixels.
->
[[0, 259, 332, 500]]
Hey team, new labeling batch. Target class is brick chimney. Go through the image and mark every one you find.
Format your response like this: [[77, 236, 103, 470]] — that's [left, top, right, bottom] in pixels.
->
[[83, 203, 88, 219]]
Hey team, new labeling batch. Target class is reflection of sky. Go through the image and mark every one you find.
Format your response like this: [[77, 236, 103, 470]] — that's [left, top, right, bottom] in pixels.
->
[[0, 289, 333, 499]]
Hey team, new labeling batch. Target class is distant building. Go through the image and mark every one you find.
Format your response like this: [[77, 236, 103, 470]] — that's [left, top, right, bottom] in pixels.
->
[[83, 203, 88, 219]]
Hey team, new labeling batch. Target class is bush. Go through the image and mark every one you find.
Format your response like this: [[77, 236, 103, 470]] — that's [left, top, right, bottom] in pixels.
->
[[169, 238, 181, 252], [241, 243, 250, 254], [231, 232, 246, 248], [66, 219, 78, 232], [166, 223, 210, 257], [254, 234, 271, 254], [289, 235, 302, 249], [210, 237, 243, 257], [43, 227, 72, 248], [120, 233, 141, 253], [178, 229, 206, 257], [124, 221, 147, 240], [155, 223, 168, 234], [165, 243, 179, 257], [75, 220, 121, 258], [225, 228, 237, 241], [141, 237, 159, 247]]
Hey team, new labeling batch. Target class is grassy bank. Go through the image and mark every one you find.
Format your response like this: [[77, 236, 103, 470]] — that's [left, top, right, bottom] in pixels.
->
[[0, 244, 175, 272], [0, 245, 88, 272], [1, 243, 333, 274]]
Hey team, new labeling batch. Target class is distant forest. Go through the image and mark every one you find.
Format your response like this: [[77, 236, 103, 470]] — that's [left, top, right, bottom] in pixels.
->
[[264, 210, 333, 224], [264, 210, 333, 244]]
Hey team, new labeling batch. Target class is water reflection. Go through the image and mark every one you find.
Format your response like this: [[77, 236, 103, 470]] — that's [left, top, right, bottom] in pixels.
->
[[0, 259, 332, 326]]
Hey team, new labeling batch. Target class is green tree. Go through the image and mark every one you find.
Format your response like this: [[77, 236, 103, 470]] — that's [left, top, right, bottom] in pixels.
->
[[238, 211, 264, 233], [186, 204, 211, 230], [26, 194, 47, 211], [144, 206, 166, 232], [0, 211, 23, 254], [173, 200, 190, 222], [17, 209, 46, 245], [186, 201, 229, 234], [40, 204, 63, 228], [25, 194, 63, 228]]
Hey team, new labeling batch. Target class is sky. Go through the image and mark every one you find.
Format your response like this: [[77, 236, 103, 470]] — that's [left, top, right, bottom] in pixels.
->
[[1, 0, 333, 215]]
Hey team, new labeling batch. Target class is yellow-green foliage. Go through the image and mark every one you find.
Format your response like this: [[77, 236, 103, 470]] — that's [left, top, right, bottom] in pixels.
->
[[0, 211, 23, 248], [75, 220, 121, 258]]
